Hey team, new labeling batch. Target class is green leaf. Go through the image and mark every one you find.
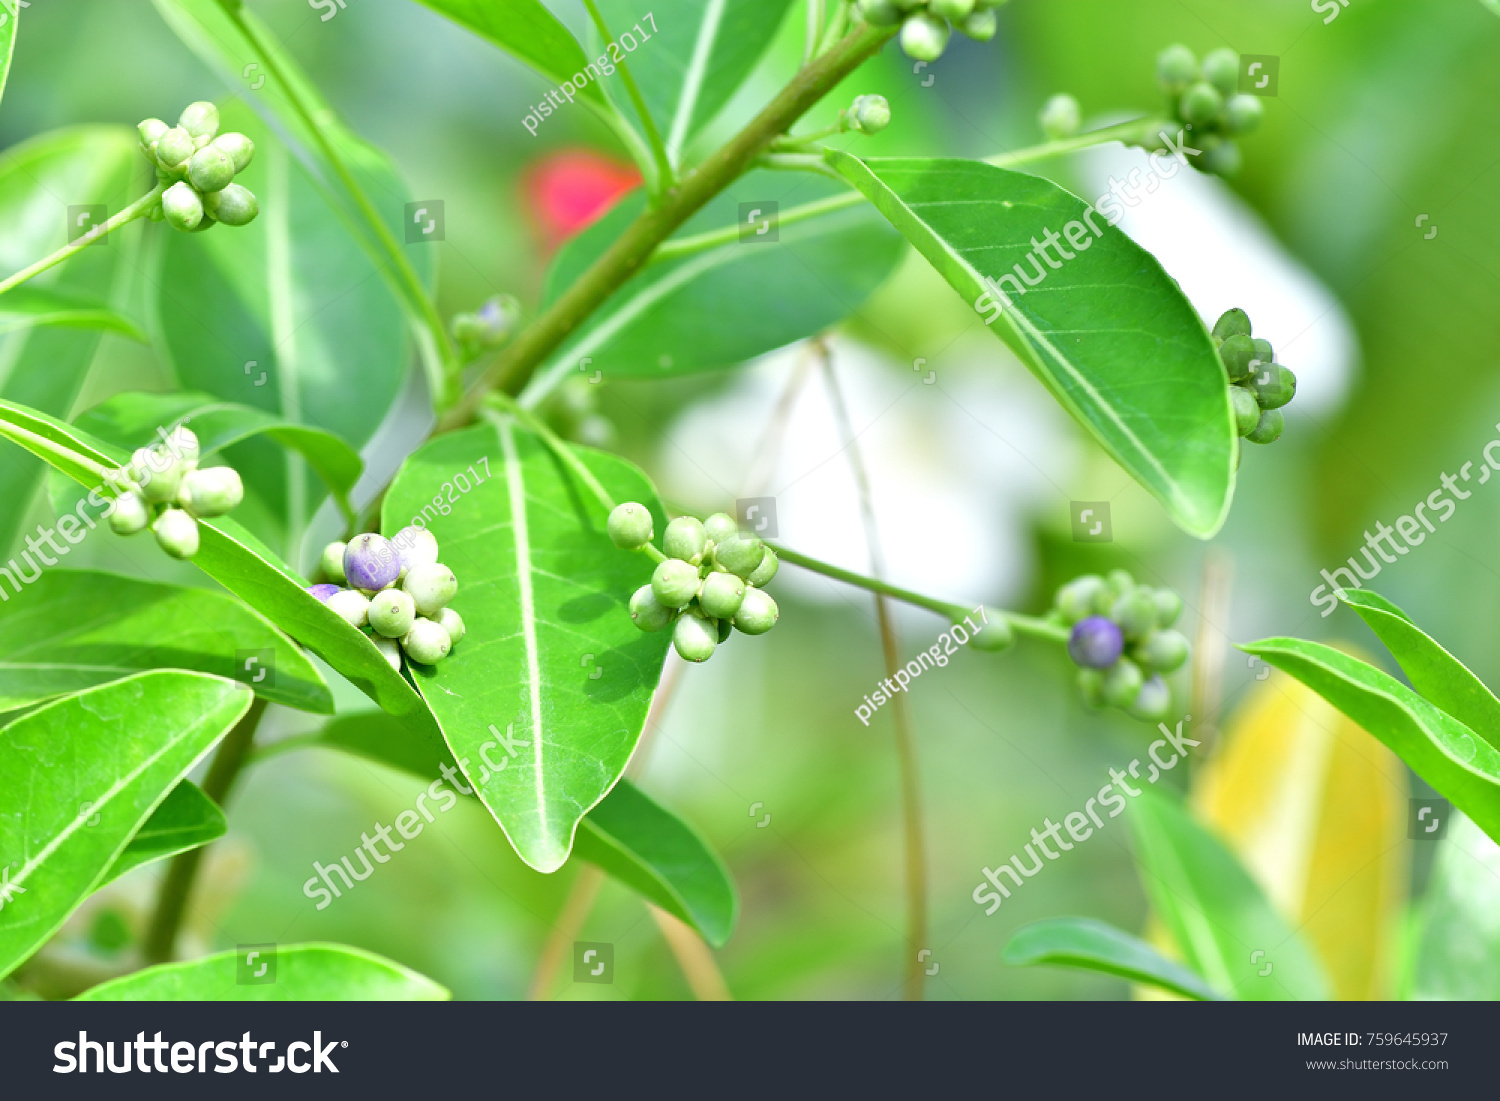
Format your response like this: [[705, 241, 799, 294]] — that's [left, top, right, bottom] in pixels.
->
[[407, 0, 605, 105], [824, 152, 1235, 538], [0, 127, 140, 556], [1339, 589, 1500, 751], [1002, 916, 1227, 1001], [1128, 788, 1331, 1000], [75, 942, 449, 1000], [527, 176, 903, 394], [0, 569, 332, 714], [288, 709, 458, 782], [0, 0, 16, 107], [575, 780, 737, 947], [588, 0, 796, 165], [0, 285, 145, 342], [383, 421, 671, 873], [1243, 636, 1500, 846], [1410, 811, 1500, 999], [0, 671, 252, 980], [101, 782, 225, 887]]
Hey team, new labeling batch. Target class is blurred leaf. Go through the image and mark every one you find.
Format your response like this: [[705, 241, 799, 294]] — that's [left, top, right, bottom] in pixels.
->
[[1340, 589, 1500, 751], [1129, 788, 1330, 1000], [0, 569, 332, 714], [294, 709, 457, 782], [75, 943, 449, 1000], [0, 0, 16, 106], [1003, 916, 1225, 1001], [0, 127, 139, 557], [1243, 636, 1500, 847], [101, 782, 225, 887], [407, 0, 604, 105], [0, 285, 145, 342], [825, 152, 1235, 538], [529, 177, 903, 393], [382, 422, 671, 873], [1194, 667, 1407, 1000], [1410, 811, 1500, 999], [576, 780, 738, 948], [0, 672, 252, 981], [588, 0, 796, 165]]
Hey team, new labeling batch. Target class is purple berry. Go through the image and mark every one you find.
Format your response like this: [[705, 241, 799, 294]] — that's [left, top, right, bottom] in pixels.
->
[[1069, 616, 1124, 669], [307, 583, 341, 602], [344, 532, 400, 592]]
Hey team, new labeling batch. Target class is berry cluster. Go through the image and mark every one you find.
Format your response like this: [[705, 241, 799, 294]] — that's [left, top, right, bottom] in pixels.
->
[[1052, 571, 1188, 722], [608, 504, 779, 664], [138, 102, 258, 233], [106, 427, 244, 560], [1152, 44, 1264, 177], [310, 528, 466, 671], [853, 0, 1006, 61], [1211, 308, 1295, 445]]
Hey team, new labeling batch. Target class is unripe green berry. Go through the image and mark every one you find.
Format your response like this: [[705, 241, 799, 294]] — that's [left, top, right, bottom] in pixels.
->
[[322, 541, 348, 584], [154, 127, 195, 171], [930, 0, 974, 19], [1251, 337, 1274, 364], [703, 512, 738, 546], [187, 144, 235, 193], [746, 547, 779, 588], [1247, 363, 1296, 410], [327, 588, 371, 629], [109, 490, 150, 536], [1056, 575, 1106, 623], [401, 617, 452, 666], [1153, 589, 1183, 627], [663, 516, 708, 564], [202, 183, 258, 227], [211, 131, 255, 173], [1179, 81, 1224, 127], [1230, 385, 1261, 436], [607, 501, 654, 549], [138, 452, 186, 504], [179, 466, 243, 518], [1102, 658, 1144, 708], [900, 13, 951, 63], [849, 94, 892, 135], [698, 571, 746, 620], [369, 588, 417, 639], [629, 584, 676, 632], [1199, 139, 1242, 177], [153, 508, 200, 559], [162, 425, 199, 467], [1212, 308, 1252, 342], [1130, 674, 1173, 722], [161, 181, 204, 231], [715, 533, 765, 579], [1105, 569, 1136, 599], [1218, 333, 1257, 381], [138, 118, 169, 152], [966, 610, 1014, 652], [179, 101, 220, 142], [1201, 48, 1240, 97], [652, 559, 700, 609], [1076, 667, 1106, 708], [374, 637, 403, 672], [959, 9, 997, 40], [733, 588, 779, 635], [716, 618, 734, 644], [673, 613, 718, 663], [189, 213, 217, 233], [1039, 93, 1082, 140], [1246, 407, 1284, 445], [403, 562, 458, 616], [436, 607, 467, 646], [856, 0, 903, 26], [1156, 44, 1198, 93], [1224, 94, 1264, 135], [1136, 629, 1189, 674], [1111, 589, 1158, 641]]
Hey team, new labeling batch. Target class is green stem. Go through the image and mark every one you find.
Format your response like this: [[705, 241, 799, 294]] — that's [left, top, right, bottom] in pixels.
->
[[581, 0, 675, 192], [0, 185, 164, 298], [142, 697, 268, 964], [817, 2, 850, 54], [805, 0, 826, 62], [986, 117, 1162, 168]]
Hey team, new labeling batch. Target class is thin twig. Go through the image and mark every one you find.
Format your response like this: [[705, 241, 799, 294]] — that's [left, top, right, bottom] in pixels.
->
[[649, 906, 732, 1000], [1188, 549, 1234, 772], [0, 185, 164, 297]]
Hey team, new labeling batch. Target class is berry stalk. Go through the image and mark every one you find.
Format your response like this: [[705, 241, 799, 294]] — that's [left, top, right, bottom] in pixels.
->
[[0, 184, 165, 298]]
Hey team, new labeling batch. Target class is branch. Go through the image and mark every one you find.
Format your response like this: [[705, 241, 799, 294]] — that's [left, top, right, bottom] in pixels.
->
[[0, 185, 164, 297]]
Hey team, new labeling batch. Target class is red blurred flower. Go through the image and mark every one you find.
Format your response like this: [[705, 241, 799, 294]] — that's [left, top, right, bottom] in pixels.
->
[[523, 149, 641, 253]]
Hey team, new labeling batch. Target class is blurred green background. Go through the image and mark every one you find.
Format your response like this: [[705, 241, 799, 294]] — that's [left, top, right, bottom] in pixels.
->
[[7, 0, 1500, 999]]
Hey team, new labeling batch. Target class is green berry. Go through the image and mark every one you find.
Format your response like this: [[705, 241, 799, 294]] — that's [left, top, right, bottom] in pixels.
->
[[849, 94, 892, 135], [629, 584, 676, 632], [1199, 139, 1242, 177], [1102, 658, 1144, 708], [1212, 308, 1252, 342], [1130, 675, 1173, 722], [673, 613, 718, 663], [1230, 385, 1261, 436], [746, 547, 779, 588], [1179, 81, 1224, 127], [403, 562, 458, 616], [900, 13, 951, 62], [930, 0, 974, 19], [1251, 337, 1274, 364], [1111, 589, 1158, 641], [436, 607, 467, 646], [153, 508, 200, 559], [375, 637, 403, 673], [1039, 93, 1081, 140], [1056, 575, 1105, 623], [1201, 48, 1240, 97], [663, 516, 708, 564], [1247, 363, 1296, 410], [321, 541, 348, 584], [369, 589, 417, 639], [179, 466, 243, 518], [202, 183, 258, 227], [1136, 629, 1189, 674], [1156, 44, 1198, 93], [161, 181, 204, 231], [733, 588, 779, 635], [1076, 668, 1106, 708], [138, 452, 186, 504], [1153, 589, 1183, 627], [154, 127, 195, 171], [187, 145, 235, 193], [607, 501, 654, 550], [966, 611, 1014, 652], [715, 533, 765, 579], [189, 212, 218, 234], [1218, 333, 1257, 381], [401, 617, 452, 666], [109, 491, 150, 536], [1105, 569, 1135, 598], [327, 588, 370, 629], [652, 559, 700, 609], [1224, 94, 1264, 135], [716, 617, 734, 644], [855, 0, 903, 26], [959, 9, 997, 39], [1246, 407, 1284, 445], [703, 512, 738, 546], [138, 118, 169, 152], [163, 425, 199, 467], [699, 571, 747, 619], [179, 101, 220, 142], [211, 131, 255, 173]]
